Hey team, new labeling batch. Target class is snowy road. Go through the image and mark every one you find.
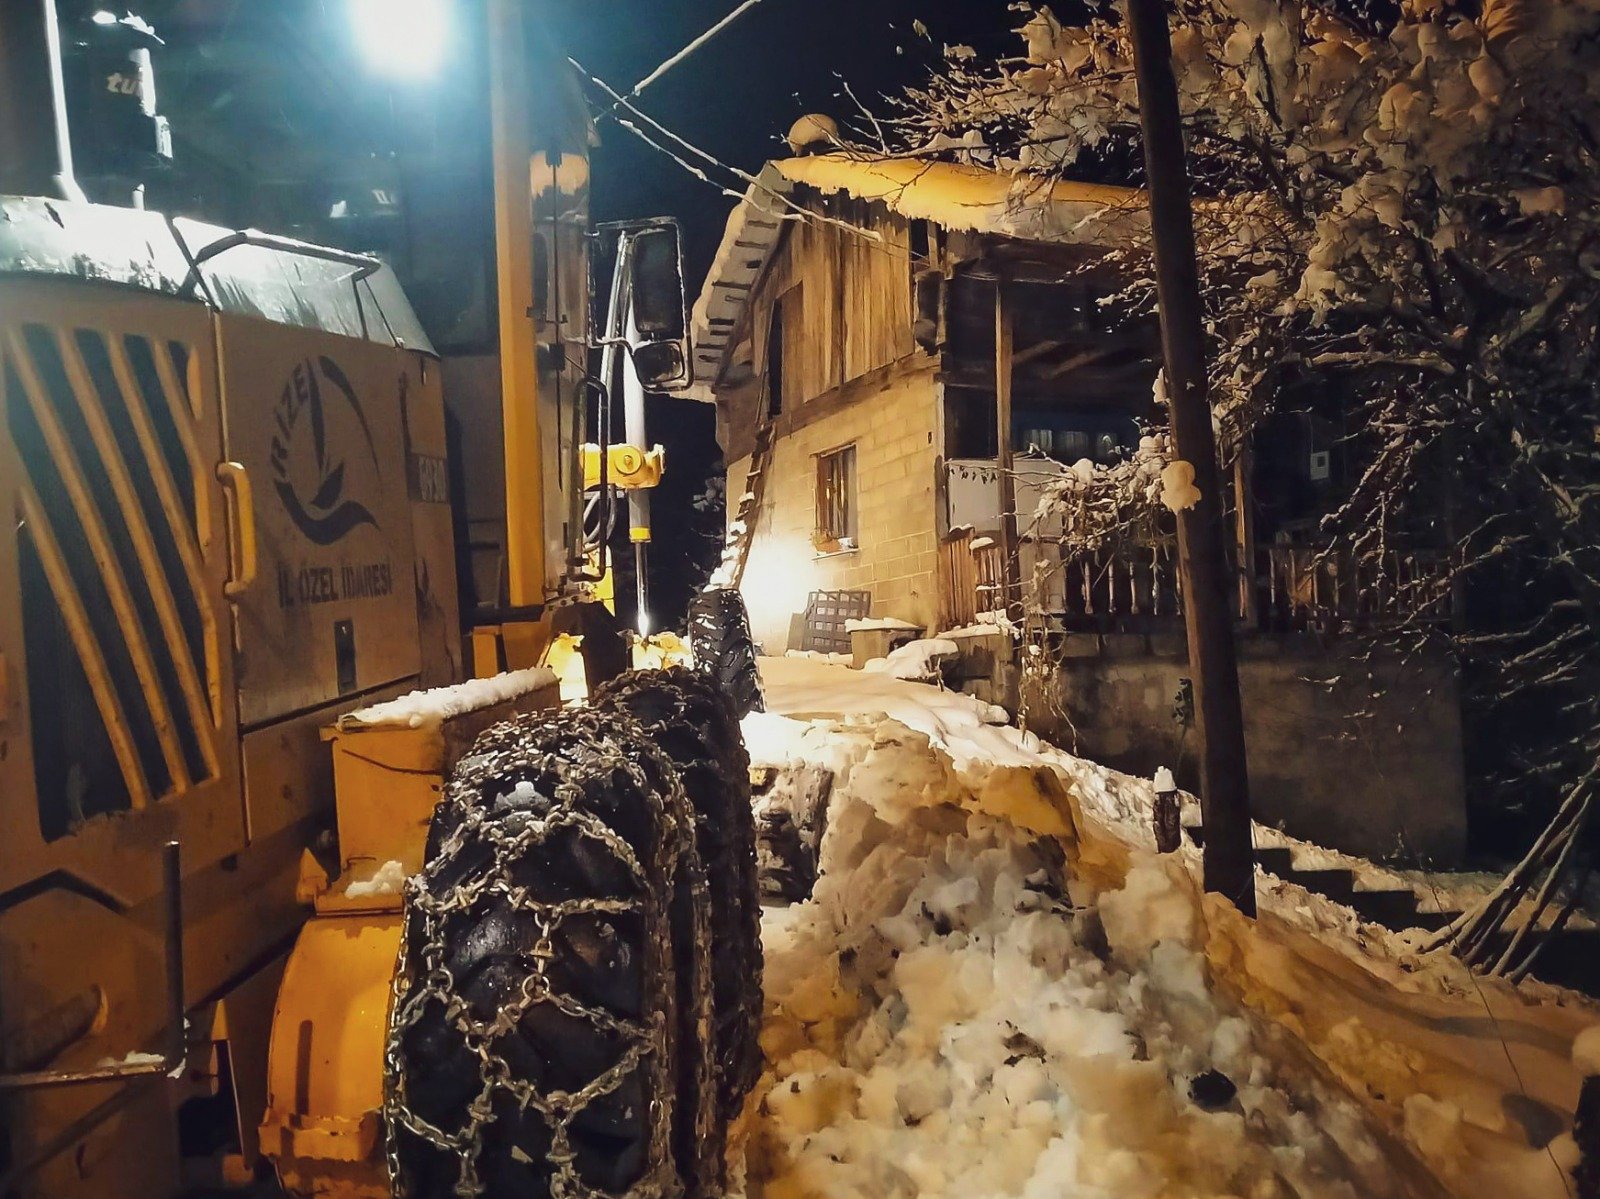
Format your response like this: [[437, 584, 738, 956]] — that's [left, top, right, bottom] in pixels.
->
[[736, 657, 1594, 1199]]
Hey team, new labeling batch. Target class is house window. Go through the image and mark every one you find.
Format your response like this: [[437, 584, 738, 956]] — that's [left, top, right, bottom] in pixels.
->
[[765, 296, 785, 418], [908, 219, 932, 268], [1057, 430, 1090, 460], [815, 445, 858, 552]]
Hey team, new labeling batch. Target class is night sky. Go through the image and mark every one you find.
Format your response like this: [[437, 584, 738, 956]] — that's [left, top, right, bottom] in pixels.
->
[[548, 0, 1006, 282], [547, 0, 1013, 627]]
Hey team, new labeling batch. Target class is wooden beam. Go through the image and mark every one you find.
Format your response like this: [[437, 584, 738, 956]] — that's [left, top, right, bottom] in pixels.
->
[[1012, 338, 1066, 368], [1038, 346, 1125, 379], [1234, 442, 1258, 627], [995, 278, 1020, 617]]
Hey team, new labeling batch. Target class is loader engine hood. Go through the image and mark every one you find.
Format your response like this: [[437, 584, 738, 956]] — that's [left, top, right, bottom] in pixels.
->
[[0, 194, 436, 356]]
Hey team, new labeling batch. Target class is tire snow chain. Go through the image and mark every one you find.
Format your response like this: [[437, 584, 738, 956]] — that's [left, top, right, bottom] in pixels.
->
[[383, 707, 714, 1199], [591, 669, 764, 1128]]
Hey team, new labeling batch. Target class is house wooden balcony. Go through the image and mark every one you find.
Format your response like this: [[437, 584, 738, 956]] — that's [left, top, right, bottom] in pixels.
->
[[939, 530, 1457, 636]]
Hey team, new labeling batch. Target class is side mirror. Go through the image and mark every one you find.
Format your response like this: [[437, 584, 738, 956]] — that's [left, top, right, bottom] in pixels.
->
[[594, 218, 693, 391], [630, 224, 686, 340]]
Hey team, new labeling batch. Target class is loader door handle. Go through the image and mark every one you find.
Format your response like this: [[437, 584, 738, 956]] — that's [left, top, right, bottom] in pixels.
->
[[216, 461, 259, 599]]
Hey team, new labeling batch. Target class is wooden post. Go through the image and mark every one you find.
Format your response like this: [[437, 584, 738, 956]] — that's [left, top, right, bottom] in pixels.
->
[[1127, 0, 1256, 915], [1233, 442, 1258, 626], [995, 278, 1021, 616]]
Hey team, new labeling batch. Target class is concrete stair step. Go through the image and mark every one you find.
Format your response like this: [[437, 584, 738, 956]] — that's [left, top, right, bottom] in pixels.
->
[[1184, 824, 1461, 933], [1345, 888, 1420, 928], [1285, 867, 1356, 903], [1254, 846, 1295, 878]]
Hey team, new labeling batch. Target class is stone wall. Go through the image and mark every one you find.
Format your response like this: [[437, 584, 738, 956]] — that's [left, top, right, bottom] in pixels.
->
[[1022, 633, 1468, 866], [730, 363, 942, 651]]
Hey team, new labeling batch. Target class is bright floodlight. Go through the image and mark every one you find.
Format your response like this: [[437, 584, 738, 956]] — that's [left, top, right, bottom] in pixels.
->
[[91, 10, 118, 24], [350, 0, 448, 78]]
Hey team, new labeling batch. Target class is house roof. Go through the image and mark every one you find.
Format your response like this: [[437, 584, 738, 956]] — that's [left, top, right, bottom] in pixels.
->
[[675, 154, 1148, 402], [773, 155, 1146, 241], [679, 163, 796, 403]]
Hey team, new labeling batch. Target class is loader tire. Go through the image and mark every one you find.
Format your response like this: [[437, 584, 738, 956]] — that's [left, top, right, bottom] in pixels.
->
[[687, 588, 764, 718], [593, 669, 764, 1135], [385, 708, 712, 1199]]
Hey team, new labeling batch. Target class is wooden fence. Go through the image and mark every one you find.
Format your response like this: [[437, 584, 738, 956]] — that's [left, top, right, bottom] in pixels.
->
[[941, 530, 1455, 634], [938, 528, 1006, 628]]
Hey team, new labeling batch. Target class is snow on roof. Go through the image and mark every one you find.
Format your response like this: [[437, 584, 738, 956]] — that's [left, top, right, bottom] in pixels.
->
[[674, 154, 1148, 403], [773, 154, 1147, 243], [337, 668, 557, 732], [674, 162, 794, 403]]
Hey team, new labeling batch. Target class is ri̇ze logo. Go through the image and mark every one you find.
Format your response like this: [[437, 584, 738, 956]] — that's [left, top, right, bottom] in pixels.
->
[[271, 356, 381, 546]]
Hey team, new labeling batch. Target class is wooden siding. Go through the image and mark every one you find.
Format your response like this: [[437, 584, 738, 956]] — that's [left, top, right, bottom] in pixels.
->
[[754, 196, 916, 408]]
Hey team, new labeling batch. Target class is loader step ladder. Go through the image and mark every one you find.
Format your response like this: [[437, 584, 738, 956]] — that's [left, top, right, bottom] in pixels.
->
[[715, 378, 776, 592]]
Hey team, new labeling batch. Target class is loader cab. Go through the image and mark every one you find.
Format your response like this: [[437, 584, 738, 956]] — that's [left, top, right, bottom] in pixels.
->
[[0, 199, 460, 1197]]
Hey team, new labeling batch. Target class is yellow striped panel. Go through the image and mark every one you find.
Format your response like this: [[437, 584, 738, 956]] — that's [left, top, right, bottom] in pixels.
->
[[7, 327, 189, 797], [58, 329, 217, 776], [17, 485, 154, 810]]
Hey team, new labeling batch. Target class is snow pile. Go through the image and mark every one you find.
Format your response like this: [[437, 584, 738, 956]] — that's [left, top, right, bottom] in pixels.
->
[[1572, 1027, 1600, 1079], [338, 668, 556, 731], [784, 649, 853, 666], [862, 638, 960, 682], [96, 1051, 167, 1068], [749, 723, 1407, 1199], [345, 859, 407, 899], [749, 657, 1600, 1198], [942, 610, 1022, 641]]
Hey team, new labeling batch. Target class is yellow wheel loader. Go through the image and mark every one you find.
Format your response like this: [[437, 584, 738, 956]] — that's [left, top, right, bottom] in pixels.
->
[[0, 2, 764, 1196]]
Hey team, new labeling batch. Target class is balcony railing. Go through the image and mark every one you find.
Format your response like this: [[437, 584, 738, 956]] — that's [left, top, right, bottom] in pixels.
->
[[1259, 543, 1454, 632], [939, 531, 1455, 634]]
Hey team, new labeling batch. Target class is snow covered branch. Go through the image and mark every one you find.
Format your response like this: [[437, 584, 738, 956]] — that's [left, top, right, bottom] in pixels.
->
[[870, 0, 1600, 976]]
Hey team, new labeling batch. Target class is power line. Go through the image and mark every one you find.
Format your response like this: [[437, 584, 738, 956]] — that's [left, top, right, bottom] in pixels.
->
[[611, 0, 769, 114], [570, 58, 882, 244]]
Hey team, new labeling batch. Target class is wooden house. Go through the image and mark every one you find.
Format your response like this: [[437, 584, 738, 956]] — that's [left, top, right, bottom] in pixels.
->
[[680, 152, 1157, 651]]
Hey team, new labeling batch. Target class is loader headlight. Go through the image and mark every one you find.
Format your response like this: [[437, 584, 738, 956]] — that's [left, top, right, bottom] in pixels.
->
[[350, 0, 449, 78]]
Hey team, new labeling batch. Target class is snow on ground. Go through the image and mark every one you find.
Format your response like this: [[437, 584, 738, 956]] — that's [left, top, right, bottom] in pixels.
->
[[861, 638, 961, 681], [784, 649, 854, 666], [742, 656, 1599, 1199]]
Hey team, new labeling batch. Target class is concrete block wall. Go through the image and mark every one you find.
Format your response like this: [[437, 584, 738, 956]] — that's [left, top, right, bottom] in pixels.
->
[[729, 366, 941, 651], [1022, 633, 1469, 866]]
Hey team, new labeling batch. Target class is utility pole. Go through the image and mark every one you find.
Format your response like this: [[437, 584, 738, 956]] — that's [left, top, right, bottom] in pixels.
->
[[1126, 0, 1256, 915]]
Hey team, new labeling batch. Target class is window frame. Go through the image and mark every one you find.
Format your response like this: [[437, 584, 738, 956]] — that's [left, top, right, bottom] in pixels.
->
[[814, 443, 858, 553]]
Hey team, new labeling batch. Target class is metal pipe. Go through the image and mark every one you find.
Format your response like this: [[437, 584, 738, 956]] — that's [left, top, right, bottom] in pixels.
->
[[161, 840, 185, 1069], [489, 0, 549, 608], [621, 281, 652, 629], [595, 234, 632, 579], [183, 229, 382, 280], [0, 841, 186, 1090], [0, 0, 84, 201]]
